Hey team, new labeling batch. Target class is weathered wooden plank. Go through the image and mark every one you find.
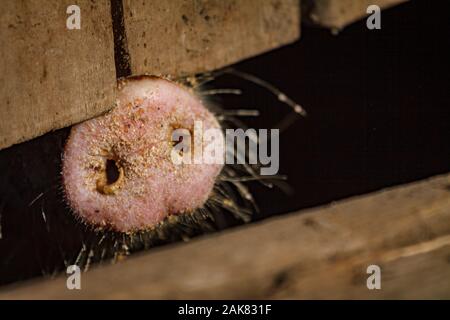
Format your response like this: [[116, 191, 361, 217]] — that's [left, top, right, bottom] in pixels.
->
[[122, 0, 301, 76], [1, 173, 449, 299], [269, 235, 450, 299], [0, 0, 300, 151], [303, 0, 409, 30], [0, 0, 117, 151]]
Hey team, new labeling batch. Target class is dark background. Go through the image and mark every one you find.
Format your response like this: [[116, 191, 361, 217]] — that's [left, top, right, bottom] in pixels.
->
[[0, 0, 449, 285], [230, 0, 450, 219]]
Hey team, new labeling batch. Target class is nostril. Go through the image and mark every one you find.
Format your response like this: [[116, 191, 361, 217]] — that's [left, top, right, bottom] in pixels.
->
[[106, 159, 120, 185], [96, 159, 124, 195]]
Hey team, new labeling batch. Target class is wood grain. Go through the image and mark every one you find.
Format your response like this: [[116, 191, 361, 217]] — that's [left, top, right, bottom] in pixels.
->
[[122, 0, 300, 76], [0, 0, 300, 151], [0, 0, 117, 151], [1, 173, 449, 299]]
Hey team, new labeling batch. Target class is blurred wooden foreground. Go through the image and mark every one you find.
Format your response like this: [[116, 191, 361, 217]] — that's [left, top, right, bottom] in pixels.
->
[[1, 173, 449, 299]]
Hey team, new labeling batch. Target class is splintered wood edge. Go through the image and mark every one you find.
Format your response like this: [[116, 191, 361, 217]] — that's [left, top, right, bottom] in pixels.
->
[[1, 172, 450, 299]]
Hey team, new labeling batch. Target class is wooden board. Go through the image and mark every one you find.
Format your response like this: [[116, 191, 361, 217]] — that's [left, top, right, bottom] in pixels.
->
[[122, 0, 300, 76], [0, 0, 117, 151], [1, 173, 449, 299], [303, 0, 409, 30], [0, 0, 300, 151]]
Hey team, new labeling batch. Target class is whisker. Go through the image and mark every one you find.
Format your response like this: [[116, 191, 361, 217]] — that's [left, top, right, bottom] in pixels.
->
[[201, 88, 242, 96], [74, 243, 87, 267], [28, 193, 44, 207], [220, 175, 287, 182], [28, 184, 59, 207], [224, 68, 306, 116], [218, 109, 260, 117], [84, 248, 95, 272], [273, 112, 301, 133]]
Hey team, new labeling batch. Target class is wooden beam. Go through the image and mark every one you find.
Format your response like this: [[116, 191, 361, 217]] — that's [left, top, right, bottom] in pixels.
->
[[303, 0, 409, 31], [122, 0, 300, 76], [0, 0, 117, 151], [1, 173, 449, 299], [0, 0, 300, 150]]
